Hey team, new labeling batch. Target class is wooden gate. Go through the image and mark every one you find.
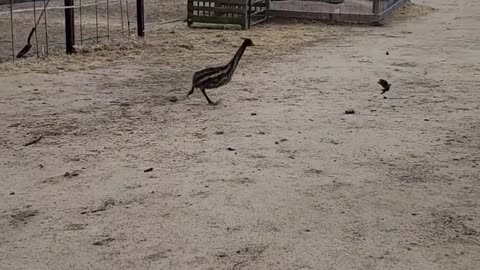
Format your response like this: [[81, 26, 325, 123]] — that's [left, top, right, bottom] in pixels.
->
[[187, 0, 268, 29]]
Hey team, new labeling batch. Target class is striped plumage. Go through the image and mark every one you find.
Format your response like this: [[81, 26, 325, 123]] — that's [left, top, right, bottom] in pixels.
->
[[187, 38, 254, 105]]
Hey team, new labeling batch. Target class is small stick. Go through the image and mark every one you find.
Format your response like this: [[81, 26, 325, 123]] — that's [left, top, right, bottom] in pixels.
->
[[24, 135, 43, 146], [232, 260, 247, 270]]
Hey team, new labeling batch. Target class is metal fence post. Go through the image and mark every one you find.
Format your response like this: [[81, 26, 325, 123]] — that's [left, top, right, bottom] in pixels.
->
[[136, 0, 145, 37], [64, 0, 75, 54]]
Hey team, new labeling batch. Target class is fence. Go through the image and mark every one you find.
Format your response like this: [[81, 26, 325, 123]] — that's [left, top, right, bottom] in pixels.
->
[[267, 0, 408, 23], [0, 0, 144, 63], [187, 0, 267, 29]]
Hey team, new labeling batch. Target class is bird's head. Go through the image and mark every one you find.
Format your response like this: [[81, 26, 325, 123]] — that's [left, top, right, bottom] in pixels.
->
[[243, 38, 255, 47]]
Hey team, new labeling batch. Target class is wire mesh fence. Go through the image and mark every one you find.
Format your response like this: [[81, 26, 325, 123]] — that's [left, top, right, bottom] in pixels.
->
[[268, 0, 406, 23], [375, 0, 406, 14], [1, 0, 406, 63], [0, 0, 141, 63]]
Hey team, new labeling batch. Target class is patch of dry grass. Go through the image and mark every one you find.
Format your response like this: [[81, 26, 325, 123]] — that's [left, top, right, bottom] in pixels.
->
[[0, 19, 340, 75], [0, 1, 434, 75]]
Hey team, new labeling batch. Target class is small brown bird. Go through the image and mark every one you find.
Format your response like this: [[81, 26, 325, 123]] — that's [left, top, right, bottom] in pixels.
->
[[377, 79, 391, 94]]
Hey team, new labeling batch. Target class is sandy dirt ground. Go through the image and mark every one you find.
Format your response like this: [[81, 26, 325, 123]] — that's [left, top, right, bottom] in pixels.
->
[[1, 0, 479, 269]]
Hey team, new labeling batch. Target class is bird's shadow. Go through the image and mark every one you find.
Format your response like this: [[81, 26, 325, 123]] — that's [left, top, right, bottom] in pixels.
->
[[183, 97, 224, 108]]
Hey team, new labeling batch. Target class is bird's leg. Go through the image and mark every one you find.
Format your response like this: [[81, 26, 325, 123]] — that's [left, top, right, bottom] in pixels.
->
[[200, 88, 218, 105], [186, 86, 195, 97]]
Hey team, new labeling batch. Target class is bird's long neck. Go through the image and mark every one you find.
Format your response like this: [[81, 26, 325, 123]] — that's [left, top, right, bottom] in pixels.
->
[[227, 42, 248, 75]]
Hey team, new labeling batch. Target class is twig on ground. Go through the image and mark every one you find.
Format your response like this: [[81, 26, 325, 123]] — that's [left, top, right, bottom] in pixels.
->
[[232, 260, 248, 270], [24, 135, 43, 146]]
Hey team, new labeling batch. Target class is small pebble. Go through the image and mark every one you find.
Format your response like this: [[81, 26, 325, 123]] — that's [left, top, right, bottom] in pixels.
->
[[227, 147, 236, 151], [64, 170, 80, 177], [251, 112, 257, 116], [8, 122, 21, 128], [345, 109, 355, 114], [9, 192, 15, 195], [166, 96, 178, 102], [144, 168, 153, 172]]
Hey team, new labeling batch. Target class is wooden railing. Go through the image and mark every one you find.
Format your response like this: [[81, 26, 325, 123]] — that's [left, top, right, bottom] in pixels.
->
[[187, 0, 267, 29]]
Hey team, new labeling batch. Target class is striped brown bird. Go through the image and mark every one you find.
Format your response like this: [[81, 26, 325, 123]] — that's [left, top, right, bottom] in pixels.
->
[[187, 38, 254, 105]]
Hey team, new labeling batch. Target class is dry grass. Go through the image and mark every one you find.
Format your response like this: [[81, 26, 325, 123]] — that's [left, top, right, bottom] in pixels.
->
[[0, 19, 341, 75], [0, 1, 434, 75]]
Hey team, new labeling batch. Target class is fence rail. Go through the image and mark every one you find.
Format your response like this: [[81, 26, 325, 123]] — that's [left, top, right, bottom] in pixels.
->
[[0, 0, 144, 63]]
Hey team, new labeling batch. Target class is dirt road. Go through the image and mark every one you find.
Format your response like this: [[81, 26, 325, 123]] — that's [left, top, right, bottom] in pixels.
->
[[1, 0, 479, 269]]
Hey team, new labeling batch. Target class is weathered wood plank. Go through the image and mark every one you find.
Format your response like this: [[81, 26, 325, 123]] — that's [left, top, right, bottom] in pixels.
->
[[188, 0, 245, 5], [188, 15, 245, 24], [215, 0, 246, 5], [267, 10, 380, 22], [190, 6, 246, 14]]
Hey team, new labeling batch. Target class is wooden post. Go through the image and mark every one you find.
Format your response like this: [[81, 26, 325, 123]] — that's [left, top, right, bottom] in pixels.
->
[[136, 0, 145, 37], [64, 0, 75, 54], [372, 0, 381, 14], [43, 0, 49, 56], [246, 0, 250, 29], [9, 0, 15, 61], [266, 0, 270, 20]]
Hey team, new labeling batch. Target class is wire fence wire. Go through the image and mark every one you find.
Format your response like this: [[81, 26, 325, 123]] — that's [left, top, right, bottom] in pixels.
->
[[0, 0, 140, 63], [268, 0, 405, 22]]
